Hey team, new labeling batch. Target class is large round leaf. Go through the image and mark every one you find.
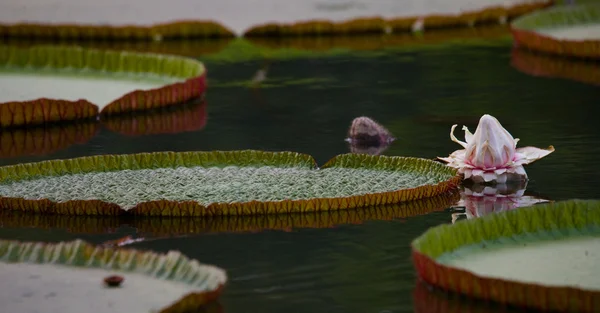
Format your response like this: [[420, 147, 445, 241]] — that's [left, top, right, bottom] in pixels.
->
[[0, 191, 460, 235], [0, 238, 227, 313], [0, 100, 206, 159], [3, 38, 233, 59], [0, 150, 460, 216], [241, 1, 552, 37], [0, 0, 550, 38], [412, 199, 600, 313], [0, 45, 206, 128], [511, 3, 600, 59]]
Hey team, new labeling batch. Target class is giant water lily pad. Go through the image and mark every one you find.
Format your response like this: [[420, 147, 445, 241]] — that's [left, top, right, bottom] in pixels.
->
[[0, 238, 227, 313], [247, 25, 512, 54], [0, 45, 206, 128], [412, 199, 600, 312], [4, 37, 234, 59], [6, 26, 512, 65], [0, 0, 551, 38], [0, 100, 207, 160], [0, 191, 460, 235], [0, 3, 234, 40], [243, 0, 552, 37], [0, 150, 460, 216], [133, 191, 460, 234], [511, 3, 600, 59]]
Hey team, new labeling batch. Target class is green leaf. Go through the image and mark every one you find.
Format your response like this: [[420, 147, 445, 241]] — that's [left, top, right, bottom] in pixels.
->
[[0, 150, 459, 216], [0, 238, 226, 313], [412, 200, 600, 312]]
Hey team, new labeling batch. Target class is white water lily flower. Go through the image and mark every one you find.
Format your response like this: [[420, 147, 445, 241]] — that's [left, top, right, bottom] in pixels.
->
[[438, 114, 555, 183]]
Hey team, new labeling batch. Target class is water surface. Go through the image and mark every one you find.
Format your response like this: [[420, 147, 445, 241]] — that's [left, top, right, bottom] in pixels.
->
[[0, 37, 599, 313]]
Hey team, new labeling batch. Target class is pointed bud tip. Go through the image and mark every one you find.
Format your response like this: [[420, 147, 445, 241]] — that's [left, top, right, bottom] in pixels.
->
[[478, 114, 500, 127]]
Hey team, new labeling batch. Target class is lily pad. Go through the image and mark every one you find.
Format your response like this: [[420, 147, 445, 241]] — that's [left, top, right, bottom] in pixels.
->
[[241, 0, 552, 37], [510, 3, 600, 58], [0, 20, 234, 40], [0, 238, 227, 313], [246, 25, 512, 54], [0, 100, 207, 159], [0, 0, 551, 38], [412, 199, 600, 312], [0, 45, 206, 128], [3, 37, 233, 59], [511, 47, 600, 86], [0, 191, 460, 235], [0, 150, 460, 216], [5, 26, 513, 64]]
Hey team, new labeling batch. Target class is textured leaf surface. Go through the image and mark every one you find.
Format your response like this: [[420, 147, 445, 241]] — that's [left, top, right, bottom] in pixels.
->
[[411, 199, 600, 312], [510, 4, 600, 58], [0, 45, 207, 127], [0, 150, 460, 216], [0, 238, 226, 313]]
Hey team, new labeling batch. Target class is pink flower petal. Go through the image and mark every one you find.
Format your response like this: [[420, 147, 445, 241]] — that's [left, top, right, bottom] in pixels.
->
[[495, 173, 508, 184], [482, 171, 498, 182], [462, 125, 474, 144], [515, 145, 555, 165], [441, 114, 555, 184], [513, 165, 527, 176], [449, 124, 468, 148], [471, 169, 484, 177], [437, 149, 466, 168], [464, 169, 473, 179], [494, 168, 507, 175]]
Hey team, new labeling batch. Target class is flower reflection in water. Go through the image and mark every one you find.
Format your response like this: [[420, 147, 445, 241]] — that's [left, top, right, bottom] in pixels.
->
[[451, 180, 551, 224]]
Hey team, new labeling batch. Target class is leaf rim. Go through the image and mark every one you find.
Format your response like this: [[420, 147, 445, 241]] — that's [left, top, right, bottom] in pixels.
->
[[0, 150, 461, 216], [411, 199, 600, 312]]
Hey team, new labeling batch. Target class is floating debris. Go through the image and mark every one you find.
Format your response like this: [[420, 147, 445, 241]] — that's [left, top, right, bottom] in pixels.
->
[[101, 235, 146, 248], [346, 116, 395, 155], [346, 116, 395, 146], [103, 275, 124, 288]]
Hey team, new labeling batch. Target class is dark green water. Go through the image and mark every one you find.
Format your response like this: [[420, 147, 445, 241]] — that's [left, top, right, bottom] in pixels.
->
[[0, 37, 599, 313]]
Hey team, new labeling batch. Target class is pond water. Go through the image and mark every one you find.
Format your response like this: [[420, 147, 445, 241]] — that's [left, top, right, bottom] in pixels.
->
[[0, 35, 599, 313]]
